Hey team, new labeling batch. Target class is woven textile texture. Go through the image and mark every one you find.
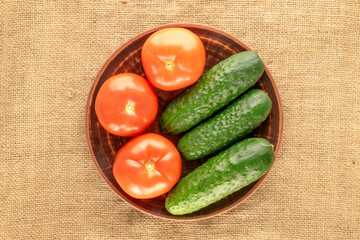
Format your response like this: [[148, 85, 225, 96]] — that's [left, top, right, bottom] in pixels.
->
[[1, 0, 359, 239]]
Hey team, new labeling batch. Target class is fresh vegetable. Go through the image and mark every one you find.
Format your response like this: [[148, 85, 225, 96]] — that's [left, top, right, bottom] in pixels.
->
[[177, 89, 272, 160], [165, 138, 274, 215], [113, 133, 182, 199], [141, 27, 206, 91], [95, 73, 158, 137], [160, 51, 265, 134]]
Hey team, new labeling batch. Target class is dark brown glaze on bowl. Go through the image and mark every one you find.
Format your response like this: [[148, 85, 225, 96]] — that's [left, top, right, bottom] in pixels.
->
[[85, 24, 283, 220]]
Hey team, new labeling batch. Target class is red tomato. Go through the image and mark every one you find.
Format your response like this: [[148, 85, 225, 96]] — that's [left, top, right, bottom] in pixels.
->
[[141, 27, 206, 91], [113, 133, 182, 199], [95, 73, 158, 137]]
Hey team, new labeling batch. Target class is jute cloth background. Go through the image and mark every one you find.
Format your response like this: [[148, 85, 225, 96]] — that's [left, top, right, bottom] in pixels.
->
[[1, 0, 359, 239]]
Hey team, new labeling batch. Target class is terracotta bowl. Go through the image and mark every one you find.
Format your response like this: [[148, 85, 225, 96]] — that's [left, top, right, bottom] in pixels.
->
[[85, 24, 283, 220]]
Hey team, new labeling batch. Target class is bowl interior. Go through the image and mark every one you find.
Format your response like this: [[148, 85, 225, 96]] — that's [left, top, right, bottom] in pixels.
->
[[85, 24, 283, 220]]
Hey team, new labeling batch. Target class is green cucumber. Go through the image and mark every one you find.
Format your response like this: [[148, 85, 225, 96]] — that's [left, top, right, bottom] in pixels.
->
[[177, 89, 272, 160], [160, 51, 265, 134], [165, 138, 274, 215]]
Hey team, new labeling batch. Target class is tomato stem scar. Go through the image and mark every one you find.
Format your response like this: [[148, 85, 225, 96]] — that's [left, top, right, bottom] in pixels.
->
[[145, 161, 155, 171], [165, 61, 175, 71], [125, 101, 135, 114]]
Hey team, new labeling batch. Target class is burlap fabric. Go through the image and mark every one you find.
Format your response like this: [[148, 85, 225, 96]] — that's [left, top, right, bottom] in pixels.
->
[[1, 0, 359, 239]]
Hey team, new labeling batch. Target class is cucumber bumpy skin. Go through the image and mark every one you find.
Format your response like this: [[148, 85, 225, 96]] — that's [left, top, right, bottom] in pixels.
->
[[177, 89, 272, 160], [165, 138, 274, 215], [160, 51, 265, 134]]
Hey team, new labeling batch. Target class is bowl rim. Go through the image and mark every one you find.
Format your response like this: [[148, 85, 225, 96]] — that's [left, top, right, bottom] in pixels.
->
[[85, 23, 284, 221]]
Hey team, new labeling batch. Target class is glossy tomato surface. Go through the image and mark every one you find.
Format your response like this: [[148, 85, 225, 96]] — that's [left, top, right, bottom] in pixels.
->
[[113, 133, 182, 199], [141, 28, 206, 91], [95, 73, 158, 137]]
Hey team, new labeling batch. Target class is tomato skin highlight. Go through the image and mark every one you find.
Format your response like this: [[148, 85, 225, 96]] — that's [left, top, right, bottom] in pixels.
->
[[141, 28, 206, 91], [95, 73, 158, 137], [113, 133, 182, 199]]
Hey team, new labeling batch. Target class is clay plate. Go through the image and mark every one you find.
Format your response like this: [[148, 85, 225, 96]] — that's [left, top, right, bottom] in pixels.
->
[[85, 24, 283, 220]]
